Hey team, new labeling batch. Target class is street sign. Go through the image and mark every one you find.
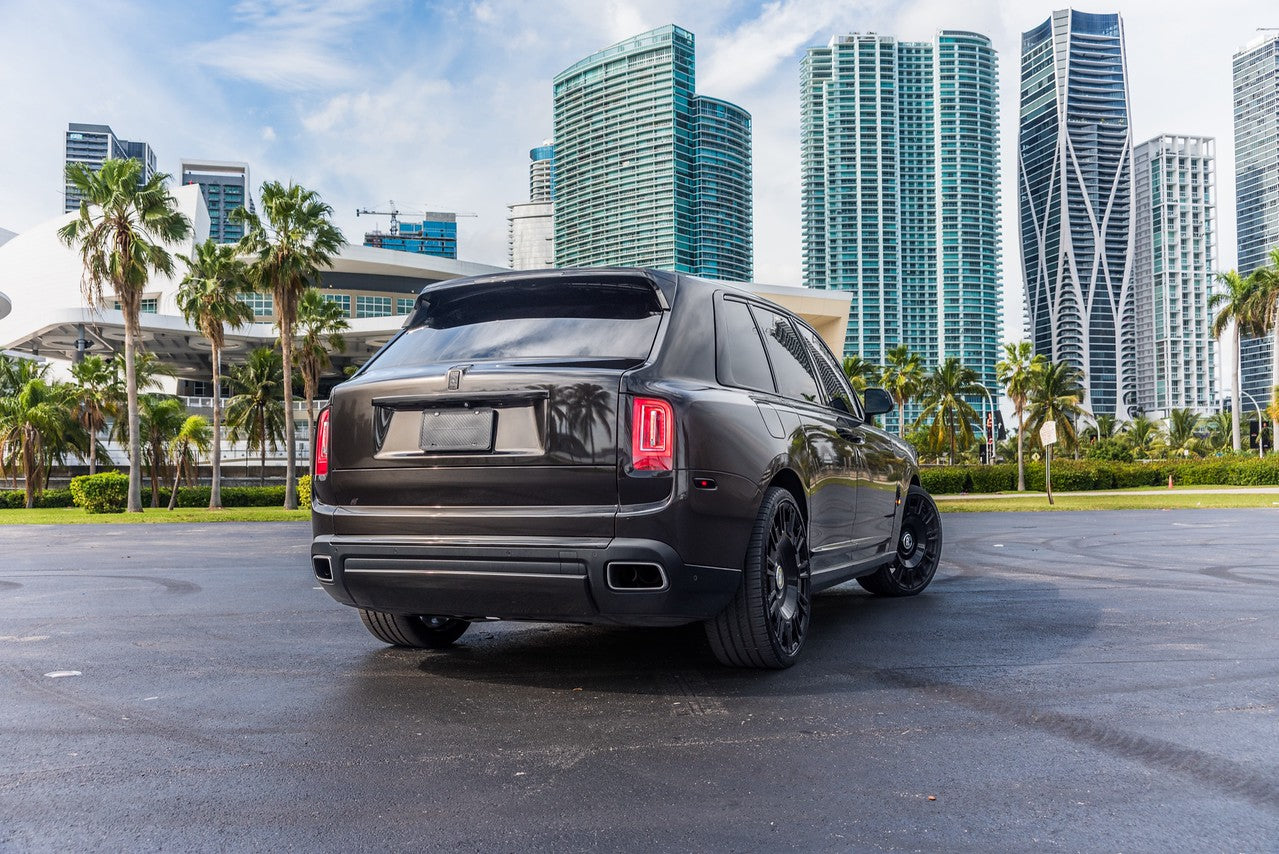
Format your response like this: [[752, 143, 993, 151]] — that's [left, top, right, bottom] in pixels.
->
[[1039, 420, 1058, 447]]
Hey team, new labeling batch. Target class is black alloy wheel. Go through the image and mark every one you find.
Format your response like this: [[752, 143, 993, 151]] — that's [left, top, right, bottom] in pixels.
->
[[858, 484, 942, 596], [706, 487, 811, 668]]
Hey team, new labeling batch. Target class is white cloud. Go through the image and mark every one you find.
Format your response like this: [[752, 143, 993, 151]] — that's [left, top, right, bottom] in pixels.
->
[[188, 0, 383, 90]]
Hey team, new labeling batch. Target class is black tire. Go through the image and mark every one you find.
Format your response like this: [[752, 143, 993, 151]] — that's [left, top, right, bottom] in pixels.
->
[[857, 484, 942, 597], [358, 608, 470, 649], [706, 487, 811, 669]]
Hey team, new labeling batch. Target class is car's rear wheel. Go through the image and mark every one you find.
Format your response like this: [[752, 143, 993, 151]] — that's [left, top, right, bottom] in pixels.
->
[[358, 608, 470, 648], [706, 486, 811, 669], [857, 484, 942, 596]]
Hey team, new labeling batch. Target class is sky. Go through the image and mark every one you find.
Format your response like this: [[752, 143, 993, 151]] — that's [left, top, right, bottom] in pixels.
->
[[0, 0, 1273, 343]]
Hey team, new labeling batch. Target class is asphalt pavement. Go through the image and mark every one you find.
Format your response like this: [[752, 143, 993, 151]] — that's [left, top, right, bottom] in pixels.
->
[[1, 511, 1277, 852]]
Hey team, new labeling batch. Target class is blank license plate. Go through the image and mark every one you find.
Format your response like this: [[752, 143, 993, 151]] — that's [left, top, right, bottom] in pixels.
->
[[419, 408, 495, 452]]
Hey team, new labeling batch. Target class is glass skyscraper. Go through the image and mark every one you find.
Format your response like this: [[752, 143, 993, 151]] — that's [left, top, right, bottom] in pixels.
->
[[801, 31, 1001, 399], [64, 123, 157, 213], [1132, 135, 1218, 417], [1019, 10, 1134, 418], [179, 160, 253, 244], [1233, 33, 1279, 407], [552, 25, 752, 280]]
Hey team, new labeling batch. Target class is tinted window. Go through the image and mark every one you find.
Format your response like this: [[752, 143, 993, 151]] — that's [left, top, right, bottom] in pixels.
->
[[717, 298, 775, 392], [750, 306, 822, 404], [370, 281, 663, 368], [800, 326, 860, 417]]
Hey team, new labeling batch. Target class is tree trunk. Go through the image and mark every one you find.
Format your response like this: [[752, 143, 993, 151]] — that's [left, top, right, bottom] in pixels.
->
[[1270, 325, 1278, 453], [1016, 406, 1026, 491], [1232, 325, 1242, 453], [306, 388, 316, 476], [280, 301, 298, 509], [123, 314, 143, 513], [150, 438, 161, 508], [167, 444, 183, 511], [259, 413, 267, 488], [88, 414, 98, 477], [899, 399, 906, 438], [210, 347, 223, 509], [22, 429, 36, 510]]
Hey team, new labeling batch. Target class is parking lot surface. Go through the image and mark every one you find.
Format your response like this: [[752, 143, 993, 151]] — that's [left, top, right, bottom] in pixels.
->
[[2, 510, 1277, 851]]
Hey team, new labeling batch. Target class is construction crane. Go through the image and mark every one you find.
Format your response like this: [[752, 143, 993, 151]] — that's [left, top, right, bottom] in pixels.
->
[[355, 202, 406, 235]]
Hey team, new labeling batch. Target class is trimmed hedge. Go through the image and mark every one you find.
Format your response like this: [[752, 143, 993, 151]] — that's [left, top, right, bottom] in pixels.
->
[[298, 475, 312, 508], [919, 456, 1279, 494], [6, 481, 293, 510], [69, 472, 129, 513]]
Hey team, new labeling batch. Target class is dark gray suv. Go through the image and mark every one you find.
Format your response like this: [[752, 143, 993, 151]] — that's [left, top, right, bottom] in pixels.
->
[[310, 269, 941, 668]]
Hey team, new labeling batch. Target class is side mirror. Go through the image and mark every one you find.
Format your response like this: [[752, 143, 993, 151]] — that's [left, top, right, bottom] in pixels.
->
[[863, 387, 894, 417]]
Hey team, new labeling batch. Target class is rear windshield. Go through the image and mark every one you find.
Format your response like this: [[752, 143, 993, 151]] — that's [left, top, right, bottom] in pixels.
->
[[368, 280, 664, 369]]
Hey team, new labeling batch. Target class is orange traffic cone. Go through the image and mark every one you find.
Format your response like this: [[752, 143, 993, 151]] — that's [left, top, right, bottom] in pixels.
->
[[1167, 474, 1174, 490]]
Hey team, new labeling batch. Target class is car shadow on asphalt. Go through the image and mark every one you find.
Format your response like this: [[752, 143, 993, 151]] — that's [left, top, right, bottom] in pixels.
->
[[342, 571, 1102, 702]]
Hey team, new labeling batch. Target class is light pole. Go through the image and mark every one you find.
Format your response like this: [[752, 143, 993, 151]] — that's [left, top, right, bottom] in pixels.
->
[[1241, 390, 1266, 459]]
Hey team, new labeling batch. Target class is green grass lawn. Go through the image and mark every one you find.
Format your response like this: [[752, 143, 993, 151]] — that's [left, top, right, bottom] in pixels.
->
[[937, 491, 1279, 512], [0, 506, 311, 525]]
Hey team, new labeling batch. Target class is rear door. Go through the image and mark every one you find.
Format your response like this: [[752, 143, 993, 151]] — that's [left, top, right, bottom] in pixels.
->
[[748, 304, 860, 575], [324, 275, 666, 539]]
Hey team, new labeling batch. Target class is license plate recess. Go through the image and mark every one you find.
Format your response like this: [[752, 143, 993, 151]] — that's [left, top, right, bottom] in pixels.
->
[[418, 408, 495, 452]]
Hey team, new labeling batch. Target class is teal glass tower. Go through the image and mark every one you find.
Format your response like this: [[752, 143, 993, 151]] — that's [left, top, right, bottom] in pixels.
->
[[552, 25, 752, 280], [801, 31, 1001, 400]]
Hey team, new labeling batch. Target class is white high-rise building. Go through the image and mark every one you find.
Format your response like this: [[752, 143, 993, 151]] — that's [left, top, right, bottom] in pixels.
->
[[1233, 33, 1279, 413], [1018, 11, 1135, 417], [1132, 134, 1218, 417], [508, 142, 556, 270]]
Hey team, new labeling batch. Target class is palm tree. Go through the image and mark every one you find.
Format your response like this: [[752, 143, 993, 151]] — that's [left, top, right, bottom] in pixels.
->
[[878, 345, 923, 437], [166, 415, 213, 511], [1025, 359, 1089, 453], [58, 157, 190, 512], [1209, 269, 1263, 453], [176, 239, 254, 509], [1202, 411, 1232, 452], [1125, 414, 1160, 459], [0, 378, 77, 508], [294, 288, 349, 470], [841, 355, 879, 392], [117, 395, 188, 508], [232, 182, 344, 509], [916, 357, 982, 464], [69, 355, 114, 475], [1163, 408, 1204, 459], [225, 347, 286, 486], [0, 356, 51, 486], [996, 341, 1046, 491], [1248, 247, 1279, 448]]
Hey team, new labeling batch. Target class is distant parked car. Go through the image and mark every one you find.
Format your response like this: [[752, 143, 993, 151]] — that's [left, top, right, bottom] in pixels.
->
[[310, 269, 941, 668]]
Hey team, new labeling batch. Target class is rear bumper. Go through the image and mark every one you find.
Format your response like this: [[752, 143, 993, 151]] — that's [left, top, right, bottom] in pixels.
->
[[310, 533, 742, 627]]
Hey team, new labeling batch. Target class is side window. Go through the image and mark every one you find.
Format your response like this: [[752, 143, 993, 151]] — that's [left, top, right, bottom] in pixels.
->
[[750, 306, 822, 404], [716, 297, 775, 393], [800, 326, 862, 418]]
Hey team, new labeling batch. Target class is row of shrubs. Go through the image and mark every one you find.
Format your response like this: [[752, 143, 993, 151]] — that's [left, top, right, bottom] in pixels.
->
[[5, 474, 315, 513], [919, 457, 1279, 495]]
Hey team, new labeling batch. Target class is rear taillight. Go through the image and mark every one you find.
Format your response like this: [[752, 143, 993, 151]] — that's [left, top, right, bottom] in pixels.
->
[[315, 408, 331, 478], [631, 397, 674, 472]]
